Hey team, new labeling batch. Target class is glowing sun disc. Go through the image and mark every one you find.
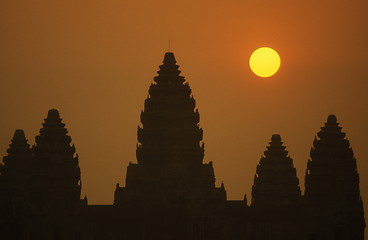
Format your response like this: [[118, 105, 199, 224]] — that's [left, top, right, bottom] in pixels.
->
[[249, 47, 281, 77]]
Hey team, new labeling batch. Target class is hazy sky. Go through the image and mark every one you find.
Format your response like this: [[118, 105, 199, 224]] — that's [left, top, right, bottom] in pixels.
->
[[1, 0, 367, 234]]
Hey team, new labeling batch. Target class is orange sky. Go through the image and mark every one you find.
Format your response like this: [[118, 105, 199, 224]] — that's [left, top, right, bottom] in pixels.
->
[[1, 0, 367, 234]]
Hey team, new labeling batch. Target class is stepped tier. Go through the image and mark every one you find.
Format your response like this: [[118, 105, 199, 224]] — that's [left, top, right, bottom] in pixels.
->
[[0, 129, 32, 189], [305, 115, 362, 207], [30, 109, 81, 210], [251, 134, 301, 207], [115, 53, 226, 206]]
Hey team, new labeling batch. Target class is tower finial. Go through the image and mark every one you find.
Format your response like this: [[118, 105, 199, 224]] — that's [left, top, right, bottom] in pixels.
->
[[47, 108, 60, 119], [327, 114, 337, 124]]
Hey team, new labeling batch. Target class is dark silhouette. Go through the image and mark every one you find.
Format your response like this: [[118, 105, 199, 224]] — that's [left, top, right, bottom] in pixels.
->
[[304, 115, 365, 239], [0, 110, 82, 239], [0, 52, 365, 240], [249, 134, 303, 240], [252, 134, 301, 207], [114, 52, 225, 208]]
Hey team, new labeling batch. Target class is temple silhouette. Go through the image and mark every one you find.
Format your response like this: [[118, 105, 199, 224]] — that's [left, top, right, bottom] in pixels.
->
[[0, 52, 365, 240]]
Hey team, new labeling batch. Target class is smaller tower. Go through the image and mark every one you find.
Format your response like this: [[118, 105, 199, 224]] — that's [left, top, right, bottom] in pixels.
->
[[0, 130, 32, 190], [0, 130, 32, 240], [304, 115, 365, 240], [30, 109, 81, 213], [250, 134, 302, 240], [252, 134, 301, 207]]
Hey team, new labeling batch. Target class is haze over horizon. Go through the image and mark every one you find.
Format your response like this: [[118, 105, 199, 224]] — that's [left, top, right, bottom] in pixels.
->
[[1, 1, 367, 237]]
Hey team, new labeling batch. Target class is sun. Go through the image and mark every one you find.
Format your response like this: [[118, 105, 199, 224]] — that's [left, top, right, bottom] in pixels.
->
[[249, 47, 281, 77]]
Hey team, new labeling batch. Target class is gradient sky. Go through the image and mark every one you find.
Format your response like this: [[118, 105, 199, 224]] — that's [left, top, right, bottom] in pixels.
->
[[1, 0, 367, 235]]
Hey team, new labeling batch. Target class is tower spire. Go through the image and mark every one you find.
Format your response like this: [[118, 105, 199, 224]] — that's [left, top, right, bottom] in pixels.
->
[[0, 129, 31, 187], [31, 109, 81, 211], [251, 134, 301, 207], [304, 115, 365, 239], [115, 52, 225, 206]]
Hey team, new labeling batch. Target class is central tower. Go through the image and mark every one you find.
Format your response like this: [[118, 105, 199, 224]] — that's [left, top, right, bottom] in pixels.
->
[[114, 52, 226, 207]]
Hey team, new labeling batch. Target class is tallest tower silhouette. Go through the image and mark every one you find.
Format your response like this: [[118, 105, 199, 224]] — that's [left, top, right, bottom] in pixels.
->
[[114, 52, 226, 207]]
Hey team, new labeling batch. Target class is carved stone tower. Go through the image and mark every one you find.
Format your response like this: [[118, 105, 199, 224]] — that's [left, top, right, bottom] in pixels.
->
[[304, 115, 365, 240], [114, 52, 226, 207], [30, 109, 81, 213], [250, 134, 302, 240], [0, 130, 32, 239], [0, 130, 32, 194], [252, 134, 301, 207]]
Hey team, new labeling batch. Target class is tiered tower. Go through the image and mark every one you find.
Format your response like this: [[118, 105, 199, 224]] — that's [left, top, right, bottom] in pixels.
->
[[250, 134, 302, 240], [0, 130, 32, 239], [30, 109, 81, 213], [304, 115, 365, 239], [0, 130, 32, 193], [114, 52, 225, 207], [252, 134, 301, 207]]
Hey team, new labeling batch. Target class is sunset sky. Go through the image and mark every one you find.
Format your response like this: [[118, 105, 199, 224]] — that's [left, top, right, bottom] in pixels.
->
[[1, 0, 367, 234]]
